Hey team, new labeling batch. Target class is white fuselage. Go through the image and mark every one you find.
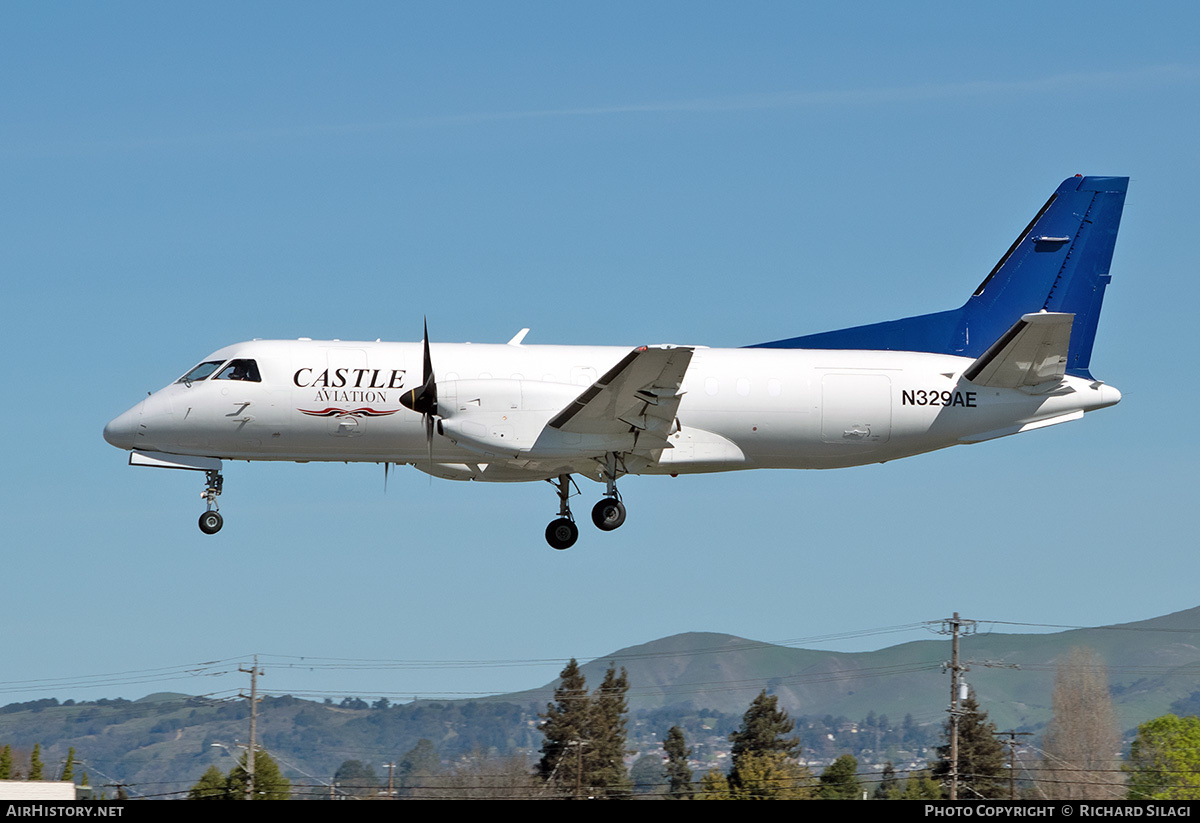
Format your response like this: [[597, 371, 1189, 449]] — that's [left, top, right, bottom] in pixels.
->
[[104, 338, 1120, 485]]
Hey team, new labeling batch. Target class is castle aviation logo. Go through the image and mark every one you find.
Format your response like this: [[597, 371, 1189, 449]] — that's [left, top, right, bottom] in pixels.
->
[[299, 407, 400, 418]]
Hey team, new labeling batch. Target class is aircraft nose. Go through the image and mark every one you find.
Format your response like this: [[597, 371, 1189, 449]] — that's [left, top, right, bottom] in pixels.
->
[[103, 402, 143, 450]]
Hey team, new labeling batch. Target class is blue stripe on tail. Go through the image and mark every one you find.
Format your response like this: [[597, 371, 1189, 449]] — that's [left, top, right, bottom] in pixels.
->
[[750, 175, 1128, 379]]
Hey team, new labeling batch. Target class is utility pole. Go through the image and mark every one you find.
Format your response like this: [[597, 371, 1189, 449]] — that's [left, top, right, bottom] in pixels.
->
[[384, 761, 396, 799], [239, 655, 262, 800], [997, 730, 1032, 800], [934, 612, 976, 800]]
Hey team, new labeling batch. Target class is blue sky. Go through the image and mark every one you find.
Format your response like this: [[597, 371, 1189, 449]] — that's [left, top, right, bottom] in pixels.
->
[[3, 2, 1197, 712]]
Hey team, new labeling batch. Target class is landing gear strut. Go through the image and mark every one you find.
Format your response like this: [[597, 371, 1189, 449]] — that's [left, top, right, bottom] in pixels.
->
[[591, 452, 627, 531], [544, 474, 578, 550], [198, 469, 224, 535]]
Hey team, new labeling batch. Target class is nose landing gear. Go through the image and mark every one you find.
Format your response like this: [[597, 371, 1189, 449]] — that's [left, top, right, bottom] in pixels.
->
[[198, 470, 224, 535]]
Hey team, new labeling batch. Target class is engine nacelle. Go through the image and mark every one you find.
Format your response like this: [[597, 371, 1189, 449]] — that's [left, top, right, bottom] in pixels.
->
[[437, 379, 636, 458]]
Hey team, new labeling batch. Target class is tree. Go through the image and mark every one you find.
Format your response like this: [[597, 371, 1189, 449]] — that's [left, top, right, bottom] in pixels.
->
[[1040, 647, 1123, 799], [538, 658, 591, 791], [188, 765, 230, 800], [29, 744, 43, 780], [536, 659, 632, 798], [226, 750, 291, 800], [1125, 714, 1200, 800], [630, 754, 666, 796], [334, 759, 380, 798], [0, 745, 11, 780], [724, 751, 814, 800], [663, 725, 694, 800], [424, 751, 541, 800], [901, 769, 944, 799], [61, 747, 76, 782], [585, 664, 632, 798], [397, 739, 439, 795], [696, 768, 732, 800], [933, 690, 1006, 799], [704, 690, 815, 799], [728, 690, 802, 793], [931, 691, 1008, 801], [874, 761, 901, 800], [818, 754, 862, 799]]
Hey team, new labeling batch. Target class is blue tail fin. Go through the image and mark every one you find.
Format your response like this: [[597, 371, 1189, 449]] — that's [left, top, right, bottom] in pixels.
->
[[751, 175, 1128, 379]]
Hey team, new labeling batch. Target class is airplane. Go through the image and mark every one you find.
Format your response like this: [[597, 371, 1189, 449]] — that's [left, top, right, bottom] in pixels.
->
[[104, 174, 1127, 549]]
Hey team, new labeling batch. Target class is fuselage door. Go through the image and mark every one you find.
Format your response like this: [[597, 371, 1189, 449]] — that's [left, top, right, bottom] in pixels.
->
[[820, 373, 892, 445]]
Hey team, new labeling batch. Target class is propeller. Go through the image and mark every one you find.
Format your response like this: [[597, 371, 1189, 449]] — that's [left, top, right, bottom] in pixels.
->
[[400, 318, 439, 463]]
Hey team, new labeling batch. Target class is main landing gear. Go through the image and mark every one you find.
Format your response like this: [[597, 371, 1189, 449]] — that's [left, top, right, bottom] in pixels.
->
[[543, 455, 628, 549], [545, 474, 579, 550], [591, 451, 626, 532], [197, 469, 224, 535]]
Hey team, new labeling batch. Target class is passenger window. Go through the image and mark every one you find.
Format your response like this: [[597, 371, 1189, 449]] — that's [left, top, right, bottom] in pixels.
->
[[214, 359, 262, 382], [178, 361, 225, 384]]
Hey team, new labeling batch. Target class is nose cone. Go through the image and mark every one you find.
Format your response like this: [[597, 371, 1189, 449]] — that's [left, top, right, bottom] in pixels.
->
[[104, 402, 143, 450]]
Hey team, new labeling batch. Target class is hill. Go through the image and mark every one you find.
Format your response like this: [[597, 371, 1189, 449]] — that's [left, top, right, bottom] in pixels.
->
[[2, 606, 1199, 796]]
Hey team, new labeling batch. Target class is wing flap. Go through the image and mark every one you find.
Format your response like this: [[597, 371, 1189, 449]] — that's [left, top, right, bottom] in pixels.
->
[[549, 345, 693, 439]]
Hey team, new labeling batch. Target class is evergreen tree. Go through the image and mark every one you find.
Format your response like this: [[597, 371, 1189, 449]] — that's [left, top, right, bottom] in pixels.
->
[[334, 759, 380, 798], [0, 745, 11, 780], [725, 751, 814, 800], [188, 765, 230, 800], [397, 739, 439, 795], [585, 664, 632, 798], [226, 750, 291, 800], [728, 690, 801, 793], [663, 725, 694, 800], [61, 747, 76, 782], [536, 659, 633, 799], [29, 744, 43, 781], [818, 754, 861, 799], [538, 658, 591, 791], [629, 754, 666, 796], [933, 690, 1006, 798], [874, 761, 901, 799], [902, 769, 944, 799], [696, 768, 731, 800]]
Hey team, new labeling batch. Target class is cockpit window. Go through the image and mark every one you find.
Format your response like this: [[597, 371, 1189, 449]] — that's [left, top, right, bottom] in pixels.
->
[[214, 359, 261, 382], [177, 360, 225, 384]]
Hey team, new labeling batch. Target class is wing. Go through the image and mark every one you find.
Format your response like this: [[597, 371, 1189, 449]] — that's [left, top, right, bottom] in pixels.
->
[[548, 345, 693, 445]]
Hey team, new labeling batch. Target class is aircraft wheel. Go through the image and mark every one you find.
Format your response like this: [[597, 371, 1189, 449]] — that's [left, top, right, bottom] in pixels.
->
[[591, 498, 626, 531], [198, 511, 224, 535], [545, 518, 579, 550]]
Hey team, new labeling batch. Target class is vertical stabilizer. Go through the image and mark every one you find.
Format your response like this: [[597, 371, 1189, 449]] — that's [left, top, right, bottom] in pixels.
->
[[752, 176, 1128, 378]]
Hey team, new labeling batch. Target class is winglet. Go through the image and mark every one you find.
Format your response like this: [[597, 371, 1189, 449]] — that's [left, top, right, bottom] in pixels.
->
[[507, 328, 531, 346]]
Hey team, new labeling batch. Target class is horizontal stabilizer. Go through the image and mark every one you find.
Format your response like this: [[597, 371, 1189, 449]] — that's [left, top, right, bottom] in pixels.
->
[[963, 312, 1073, 389], [549, 345, 693, 439]]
